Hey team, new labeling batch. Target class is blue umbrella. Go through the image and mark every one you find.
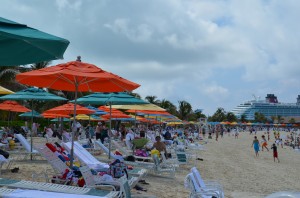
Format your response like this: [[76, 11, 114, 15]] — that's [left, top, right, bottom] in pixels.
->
[[51, 118, 70, 122], [19, 110, 42, 118]]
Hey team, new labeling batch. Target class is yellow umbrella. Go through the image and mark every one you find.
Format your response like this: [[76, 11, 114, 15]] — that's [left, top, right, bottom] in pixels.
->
[[111, 103, 166, 111], [167, 121, 183, 125], [70, 114, 99, 121], [0, 86, 14, 95]]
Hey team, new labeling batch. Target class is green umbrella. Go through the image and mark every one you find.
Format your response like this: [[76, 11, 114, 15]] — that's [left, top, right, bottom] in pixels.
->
[[75, 92, 148, 158], [0, 17, 69, 66], [19, 110, 42, 118], [0, 87, 67, 160], [51, 118, 70, 122]]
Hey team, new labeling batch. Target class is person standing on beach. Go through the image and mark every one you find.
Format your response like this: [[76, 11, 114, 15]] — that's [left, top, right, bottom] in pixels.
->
[[271, 143, 280, 163], [252, 136, 260, 157], [261, 135, 269, 151]]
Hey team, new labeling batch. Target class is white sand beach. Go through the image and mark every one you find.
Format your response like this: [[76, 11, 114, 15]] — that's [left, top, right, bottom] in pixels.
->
[[2, 131, 300, 198]]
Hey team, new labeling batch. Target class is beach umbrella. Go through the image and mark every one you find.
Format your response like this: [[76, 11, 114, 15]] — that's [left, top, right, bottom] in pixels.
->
[[0, 87, 67, 160], [0, 100, 31, 126], [111, 103, 165, 111], [0, 86, 14, 95], [85, 105, 107, 115], [16, 58, 140, 167], [42, 113, 70, 119], [0, 17, 69, 66], [0, 100, 30, 112], [43, 103, 95, 115], [51, 118, 70, 122], [70, 114, 100, 121], [19, 110, 42, 118]]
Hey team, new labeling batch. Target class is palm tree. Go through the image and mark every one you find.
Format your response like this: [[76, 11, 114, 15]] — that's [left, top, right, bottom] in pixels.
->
[[177, 100, 192, 120], [145, 95, 160, 104], [277, 115, 284, 123], [160, 99, 177, 115], [128, 92, 141, 99], [0, 66, 28, 91]]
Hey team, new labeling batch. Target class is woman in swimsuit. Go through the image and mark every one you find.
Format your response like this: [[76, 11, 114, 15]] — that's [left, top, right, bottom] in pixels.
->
[[252, 136, 260, 157]]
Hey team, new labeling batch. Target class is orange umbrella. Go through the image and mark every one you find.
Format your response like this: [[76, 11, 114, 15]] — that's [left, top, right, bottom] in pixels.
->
[[99, 106, 131, 119], [16, 59, 140, 167], [42, 113, 70, 118], [16, 60, 140, 92], [0, 100, 30, 112], [44, 103, 95, 115]]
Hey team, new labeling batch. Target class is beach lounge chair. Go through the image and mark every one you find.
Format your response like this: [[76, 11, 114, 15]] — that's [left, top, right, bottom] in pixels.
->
[[0, 188, 110, 198], [185, 173, 221, 198], [0, 155, 13, 175], [191, 167, 224, 198], [0, 178, 119, 197], [151, 154, 175, 178], [79, 165, 139, 190], [63, 141, 109, 171], [14, 134, 40, 160], [94, 141, 124, 161]]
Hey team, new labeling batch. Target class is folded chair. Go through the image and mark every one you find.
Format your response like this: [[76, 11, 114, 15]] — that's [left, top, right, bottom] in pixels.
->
[[185, 173, 220, 198], [0, 178, 119, 198]]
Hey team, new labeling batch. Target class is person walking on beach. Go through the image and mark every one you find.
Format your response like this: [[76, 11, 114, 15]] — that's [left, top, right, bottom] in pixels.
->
[[271, 143, 280, 163], [261, 135, 269, 151], [252, 136, 260, 157]]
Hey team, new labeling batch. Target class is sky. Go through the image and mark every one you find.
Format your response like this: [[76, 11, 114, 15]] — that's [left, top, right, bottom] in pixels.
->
[[2, 0, 300, 116]]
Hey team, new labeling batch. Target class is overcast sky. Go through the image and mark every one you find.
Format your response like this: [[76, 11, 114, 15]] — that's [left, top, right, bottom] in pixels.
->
[[2, 0, 300, 115]]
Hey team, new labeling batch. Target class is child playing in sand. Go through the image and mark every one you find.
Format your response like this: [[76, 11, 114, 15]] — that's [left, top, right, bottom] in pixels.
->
[[261, 135, 269, 151], [252, 136, 260, 157], [271, 143, 280, 163]]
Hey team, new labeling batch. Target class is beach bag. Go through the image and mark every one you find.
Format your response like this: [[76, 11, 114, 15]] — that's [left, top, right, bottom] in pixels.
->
[[150, 149, 160, 157], [109, 159, 128, 178], [9, 140, 15, 149]]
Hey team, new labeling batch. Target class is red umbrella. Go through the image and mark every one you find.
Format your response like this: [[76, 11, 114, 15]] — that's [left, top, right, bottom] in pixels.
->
[[44, 103, 95, 115], [42, 113, 71, 119], [15, 58, 140, 167], [0, 100, 30, 112]]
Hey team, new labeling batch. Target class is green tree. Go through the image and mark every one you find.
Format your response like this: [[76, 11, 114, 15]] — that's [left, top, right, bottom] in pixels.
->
[[208, 108, 226, 122], [276, 115, 284, 123], [177, 100, 192, 120], [240, 114, 247, 123], [270, 116, 276, 123], [159, 99, 177, 115], [145, 95, 160, 104], [289, 118, 296, 123], [254, 112, 267, 123], [226, 112, 237, 122]]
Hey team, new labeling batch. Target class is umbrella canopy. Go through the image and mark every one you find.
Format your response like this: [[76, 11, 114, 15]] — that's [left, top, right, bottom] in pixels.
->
[[86, 105, 107, 115], [0, 87, 67, 101], [0, 100, 30, 112], [75, 92, 148, 105], [111, 103, 166, 111], [16, 60, 140, 92], [0, 17, 69, 66], [0, 86, 14, 95], [44, 103, 95, 115], [51, 118, 70, 122], [19, 110, 42, 118], [42, 113, 70, 118], [70, 114, 100, 121]]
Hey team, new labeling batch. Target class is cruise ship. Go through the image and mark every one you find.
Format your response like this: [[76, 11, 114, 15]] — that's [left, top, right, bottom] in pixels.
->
[[231, 94, 300, 120]]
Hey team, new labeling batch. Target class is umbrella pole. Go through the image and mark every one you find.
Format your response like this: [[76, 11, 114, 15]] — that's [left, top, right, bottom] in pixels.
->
[[30, 100, 33, 161], [70, 84, 78, 168], [108, 102, 112, 159]]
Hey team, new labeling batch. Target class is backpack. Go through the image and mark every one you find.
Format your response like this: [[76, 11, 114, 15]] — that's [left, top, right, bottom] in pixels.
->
[[109, 159, 128, 178]]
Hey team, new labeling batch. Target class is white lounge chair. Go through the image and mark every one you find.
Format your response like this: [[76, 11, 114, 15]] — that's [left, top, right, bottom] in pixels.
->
[[151, 154, 175, 178], [0, 178, 119, 198], [94, 141, 124, 161], [63, 142, 109, 171], [0, 155, 13, 175], [190, 167, 224, 198], [0, 188, 108, 198], [14, 134, 40, 160], [185, 173, 220, 198]]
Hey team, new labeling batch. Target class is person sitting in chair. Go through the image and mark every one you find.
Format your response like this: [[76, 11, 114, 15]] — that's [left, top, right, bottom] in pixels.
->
[[152, 136, 168, 158]]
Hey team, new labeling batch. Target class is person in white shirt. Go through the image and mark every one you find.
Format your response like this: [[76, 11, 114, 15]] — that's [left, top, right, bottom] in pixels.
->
[[125, 129, 135, 150]]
